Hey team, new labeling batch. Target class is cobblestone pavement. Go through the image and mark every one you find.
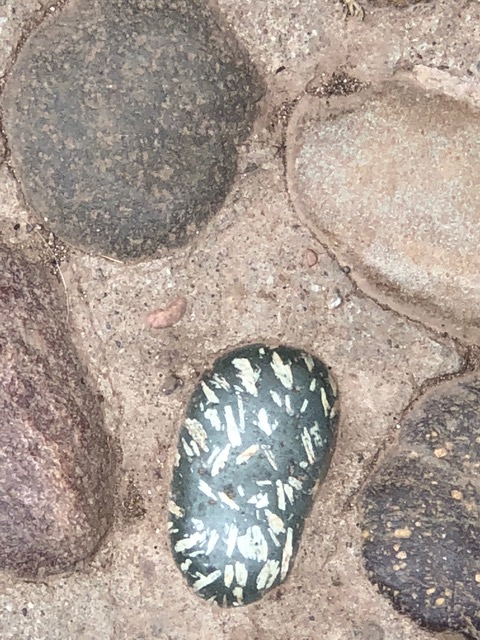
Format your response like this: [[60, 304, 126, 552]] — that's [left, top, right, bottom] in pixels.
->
[[0, 0, 478, 639]]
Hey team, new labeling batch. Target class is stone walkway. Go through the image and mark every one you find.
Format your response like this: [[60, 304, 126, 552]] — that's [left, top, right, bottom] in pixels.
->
[[0, 0, 479, 639]]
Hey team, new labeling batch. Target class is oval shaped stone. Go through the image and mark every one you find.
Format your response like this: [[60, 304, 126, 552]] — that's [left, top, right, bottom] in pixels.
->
[[361, 374, 480, 637], [2, 0, 262, 261], [169, 344, 338, 606], [287, 84, 480, 343], [0, 244, 115, 577]]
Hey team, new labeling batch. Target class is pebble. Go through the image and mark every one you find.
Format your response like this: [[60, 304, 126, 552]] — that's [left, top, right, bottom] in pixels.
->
[[361, 374, 480, 637], [169, 344, 339, 606], [2, 0, 263, 260], [288, 84, 480, 342], [146, 296, 187, 329], [0, 244, 115, 577]]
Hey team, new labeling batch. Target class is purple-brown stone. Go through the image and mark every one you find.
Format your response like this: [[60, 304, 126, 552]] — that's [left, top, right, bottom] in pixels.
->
[[0, 244, 115, 577]]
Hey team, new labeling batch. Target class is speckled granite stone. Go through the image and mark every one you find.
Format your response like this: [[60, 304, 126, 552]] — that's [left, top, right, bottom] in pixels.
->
[[0, 244, 115, 577], [2, 0, 262, 260], [361, 375, 480, 639]]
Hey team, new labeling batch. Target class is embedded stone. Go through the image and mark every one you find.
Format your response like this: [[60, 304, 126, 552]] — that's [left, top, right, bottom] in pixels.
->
[[2, 0, 262, 261], [287, 84, 480, 343], [361, 375, 480, 638], [0, 244, 115, 577], [169, 344, 338, 606]]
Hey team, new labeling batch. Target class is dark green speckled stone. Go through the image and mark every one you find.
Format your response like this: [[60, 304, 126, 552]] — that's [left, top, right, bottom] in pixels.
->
[[169, 344, 338, 606]]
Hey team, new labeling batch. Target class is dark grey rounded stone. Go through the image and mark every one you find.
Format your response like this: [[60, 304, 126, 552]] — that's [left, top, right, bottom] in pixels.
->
[[169, 344, 339, 606], [2, 0, 263, 260], [361, 376, 480, 638], [0, 244, 115, 577]]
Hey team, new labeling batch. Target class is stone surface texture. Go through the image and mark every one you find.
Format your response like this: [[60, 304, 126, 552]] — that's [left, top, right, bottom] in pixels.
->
[[287, 85, 480, 343], [0, 243, 115, 577], [362, 375, 480, 639], [0, 0, 478, 638], [169, 345, 338, 606], [2, 0, 262, 260]]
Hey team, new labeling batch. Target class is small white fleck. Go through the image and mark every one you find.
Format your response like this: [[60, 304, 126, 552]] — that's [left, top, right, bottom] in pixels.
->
[[232, 586, 244, 604], [168, 501, 184, 519], [219, 491, 240, 511], [276, 479, 286, 511], [256, 559, 280, 591], [180, 558, 192, 572], [237, 485, 245, 497], [320, 387, 331, 416], [198, 478, 217, 502], [281, 528, 294, 580], [262, 446, 278, 471], [310, 422, 325, 449], [174, 530, 206, 553], [303, 355, 315, 372], [225, 405, 242, 448], [284, 395, 294, 417], [309, 379, 317, 392], [269, 390, 283, 407], [205, 407, 223, 431], [329, 374, 337, 397], [300, 461, 309, 469], [284, 483, 294, 504], [211, 373, 231, 391], [185, 418, 209, 452], [256, 480, 272, 486], [232, 358, 259, 396], [190, 439, 201, 457], [211, 444, 231, 477], [201, 381, 220, 404], [191, 518, 205, 531], [182, 438, 195, 457], [235, 561, 248, 587], [247, 492, 269, 509], [236, 444, 259, 465], [257, 407, 273, 436], [237, 395, 246, 433], [301, 427, 315, 465], [327, 289, 342, 310], [224, 564, 234, 588], [300, 399, 309, 414], [225, 524, 238, 557], [237, 525, 269, 562], [270, 351, 293, 389], [207, 445, 221, 467], [206, 530, 220, 555], [288, 476, 303, 491], [193, 569, 222, 592], [267, 527, 281, 547], [265, 509, 286, 535]]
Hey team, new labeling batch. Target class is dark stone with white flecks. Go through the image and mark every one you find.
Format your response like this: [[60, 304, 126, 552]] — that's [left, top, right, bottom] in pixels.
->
[[361, 375, 480, 639], [2, 0, 262, 261], [0, 244, 115, 577], [169, 344, 338, 606]]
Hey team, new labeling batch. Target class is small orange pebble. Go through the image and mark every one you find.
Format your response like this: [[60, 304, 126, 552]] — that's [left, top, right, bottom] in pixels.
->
[[305, 248, 318, 267], [146, 296, 187, 329]]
